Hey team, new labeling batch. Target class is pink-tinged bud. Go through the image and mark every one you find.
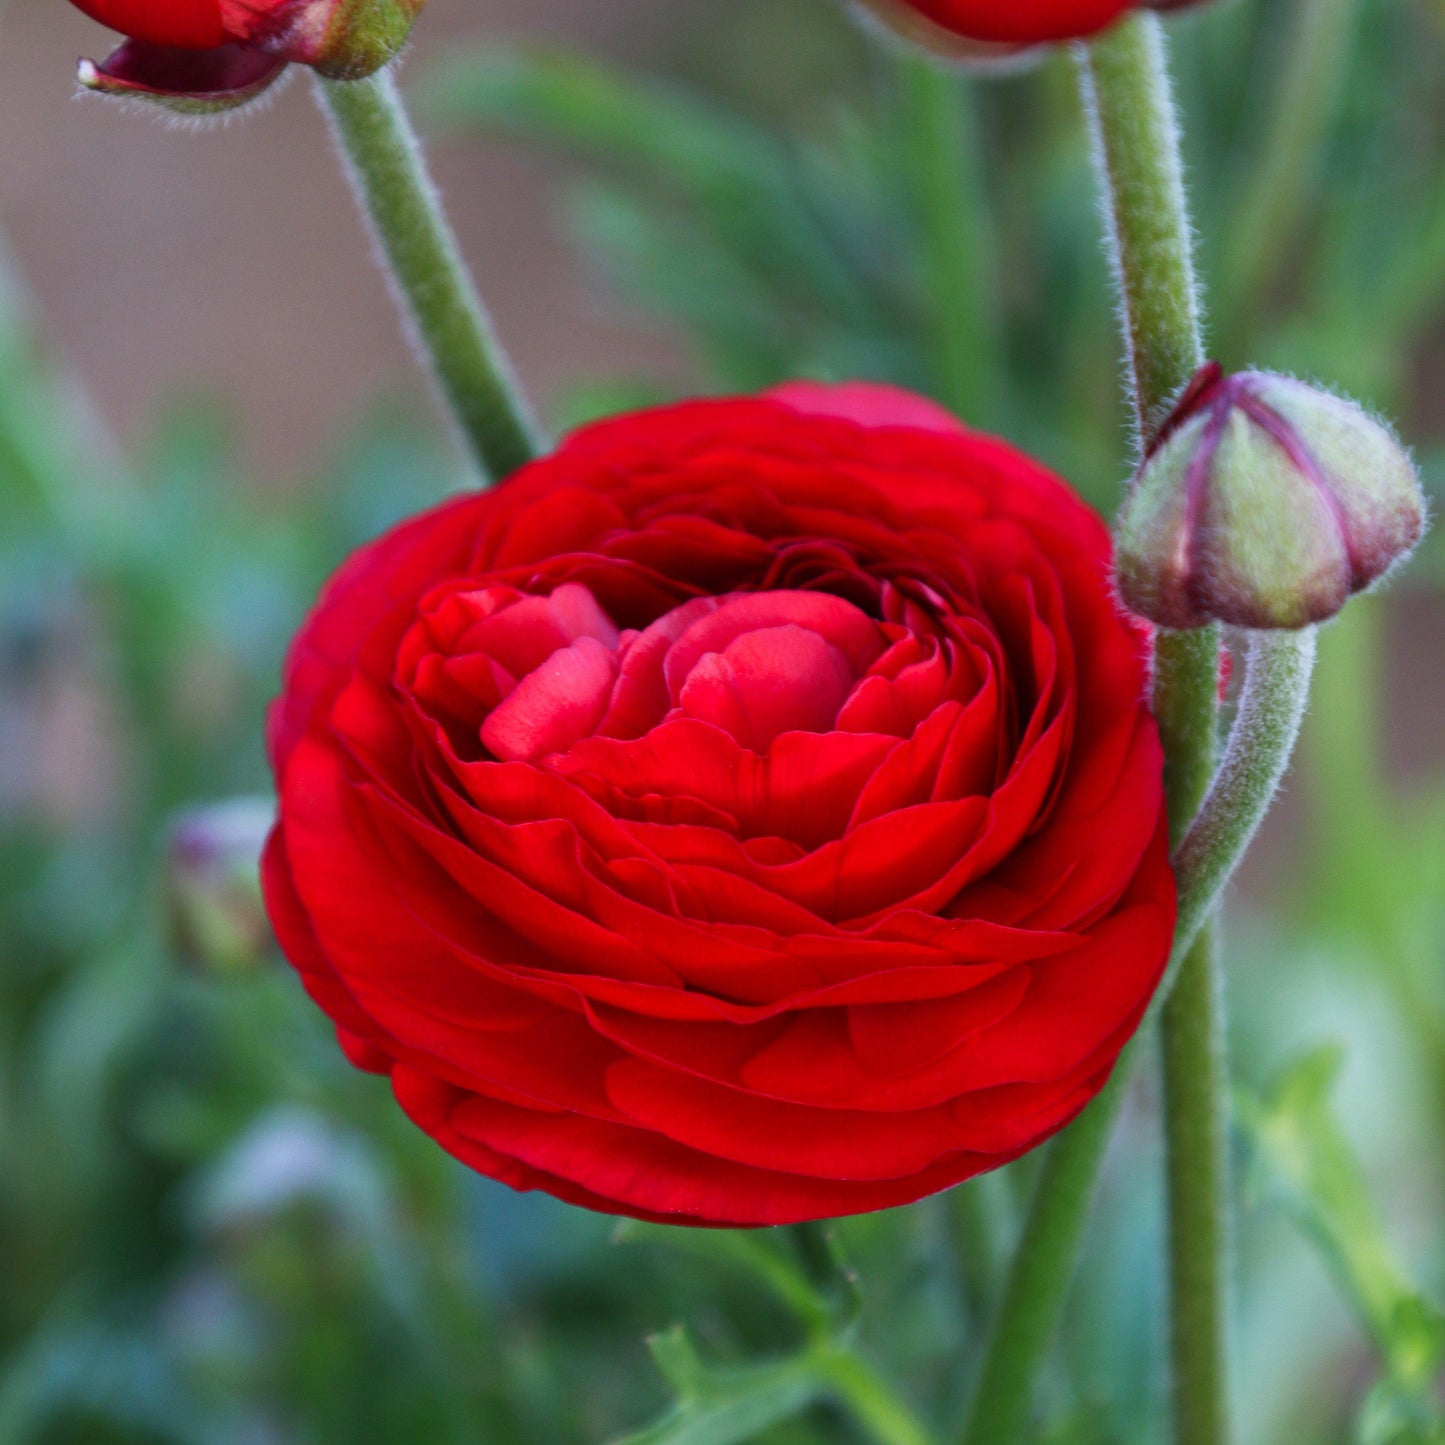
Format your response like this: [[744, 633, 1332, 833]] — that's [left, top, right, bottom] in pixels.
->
[[165, 799, 275, 975], [73, 0, 427, 115], [1116, 364, 1427, 631]]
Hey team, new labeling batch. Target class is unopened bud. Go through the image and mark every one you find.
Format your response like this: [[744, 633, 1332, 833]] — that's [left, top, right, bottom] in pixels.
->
[[849, 0, 1214, 59], [1116, 364, 1426, 631], [851, 0, 1042, 68], [165, 798, 275, 976], [74, 0, 426, 114]]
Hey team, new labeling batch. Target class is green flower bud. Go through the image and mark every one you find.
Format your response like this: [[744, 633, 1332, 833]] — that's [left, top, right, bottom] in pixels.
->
[[1116, 364, 1427, 631]]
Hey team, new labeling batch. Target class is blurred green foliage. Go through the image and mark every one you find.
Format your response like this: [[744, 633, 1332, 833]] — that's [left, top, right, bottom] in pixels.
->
[[2, 0, 1444, 1441]]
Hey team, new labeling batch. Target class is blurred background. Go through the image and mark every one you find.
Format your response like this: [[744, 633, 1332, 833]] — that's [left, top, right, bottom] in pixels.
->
[[0, 0, 1443, 1441]]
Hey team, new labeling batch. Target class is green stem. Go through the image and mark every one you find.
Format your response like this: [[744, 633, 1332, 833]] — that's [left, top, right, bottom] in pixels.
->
[[818, 1346, 938, 1445], [959, 1062, 1131, 1445], [1171, 631, 1317, 959], [955, 621, 1314, 1442], [1160, 928, 1228, 1445], [1082, 21, 1231, 1444], [960, 17, 1228, 1442], [315, 69, 541, 483], [1077, 15, 1204, 449], [897, 54, 999, 421]]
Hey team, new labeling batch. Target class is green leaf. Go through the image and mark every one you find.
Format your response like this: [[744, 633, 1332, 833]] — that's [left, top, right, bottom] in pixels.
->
[[610, 1329, 826, 1445], [1238, 1046, 1445, 1428]]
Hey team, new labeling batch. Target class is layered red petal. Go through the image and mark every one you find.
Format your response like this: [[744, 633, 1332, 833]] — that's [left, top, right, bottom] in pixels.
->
[[263, 384, 1175, 1226]]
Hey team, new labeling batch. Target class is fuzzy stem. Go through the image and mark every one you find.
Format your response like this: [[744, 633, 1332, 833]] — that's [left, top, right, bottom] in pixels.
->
[[1078, 15, 1204, 449], [1082, 20, 1233, 1445], [953, 627, 1317, 1439], [1171, 630, 1317, 959], [960, 17, 1226, 1442], [316, 69, 541, 483]]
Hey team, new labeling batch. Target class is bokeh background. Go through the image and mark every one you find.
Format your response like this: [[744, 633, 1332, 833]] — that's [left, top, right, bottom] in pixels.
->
[[1, 0, 1443, 1441]]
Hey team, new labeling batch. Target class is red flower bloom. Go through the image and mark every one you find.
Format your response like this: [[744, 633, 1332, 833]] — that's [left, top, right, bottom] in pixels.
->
[[263, 384, 1175, 1226], [71, 0, 423, 113], [860, 0, 1201, 49]]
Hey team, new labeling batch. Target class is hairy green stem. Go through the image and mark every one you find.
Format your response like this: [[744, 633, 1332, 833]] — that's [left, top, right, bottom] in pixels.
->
[[1083, 21, 1232, 1444], [316, 69, 541, 483], [957, 623, 1314, 1443], [960, 17, 1229, 1442], [1078, 15, 1204, 449], [1171, 631, 1317, 958], [1160, 926, 1228, 1445]]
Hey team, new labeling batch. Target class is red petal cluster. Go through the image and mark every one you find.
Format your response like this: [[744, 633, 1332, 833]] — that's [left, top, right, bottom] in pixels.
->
[[70, 0, 420, 111], [71, 0, 235, 50], [264, 384, 1174, 1226], [72, 0, 292, 106], [864, 0, 1203, 47]]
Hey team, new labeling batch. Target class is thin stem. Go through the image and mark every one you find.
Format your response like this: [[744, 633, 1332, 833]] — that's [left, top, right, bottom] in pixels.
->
[[959, 1062, 1131, 1445], [1171, 630, 1317, 960], [897, 54, 999, 421], [960, 17, 1227, 1441], [818, 1346, 939, 1445], [1160, 928, 1228, 1445], [958, 606, 1314, 1444], [1082, 20, 1230, 1444], [1078, 15, 1204, 449], [315, 69, 542, 483]]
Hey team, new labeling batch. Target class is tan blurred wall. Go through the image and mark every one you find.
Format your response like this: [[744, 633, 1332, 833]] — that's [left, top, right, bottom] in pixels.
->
[[0, 0, 696, 479]]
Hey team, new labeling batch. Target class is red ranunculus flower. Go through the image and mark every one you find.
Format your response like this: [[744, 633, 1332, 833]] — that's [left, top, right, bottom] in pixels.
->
[[72, 0, 423, 112], [860, 0, 1201, 49], [263, 384, 1175, 1227]]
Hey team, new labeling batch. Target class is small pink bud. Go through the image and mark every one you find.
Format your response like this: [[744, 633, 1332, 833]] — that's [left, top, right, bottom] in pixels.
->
[[1116, 364, 1427, 631]]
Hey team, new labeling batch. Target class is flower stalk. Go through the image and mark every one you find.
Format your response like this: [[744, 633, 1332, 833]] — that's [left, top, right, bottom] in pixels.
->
[[963, 15, 1235, 1442], [959, 621, 1317, 1445], [1082, 20, 1232, 1444], [316, 68, 541, 483]]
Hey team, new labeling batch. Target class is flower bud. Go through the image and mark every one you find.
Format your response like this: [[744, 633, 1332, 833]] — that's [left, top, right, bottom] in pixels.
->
[[73, 0, 426, 115], [1116, 364, 1427, 631], [165, 798, 275, 975], [850, 0, 1043, 69], [848, 0, 1214, 52]]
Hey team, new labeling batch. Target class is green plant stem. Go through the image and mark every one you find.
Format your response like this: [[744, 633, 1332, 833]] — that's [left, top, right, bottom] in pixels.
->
[[1171, 631, 1317, 957], [960, 17, 1231, 1442], [897, 54, 998, 421], [1083, 21, 1231, 1445], [957, 624, 1315, 1442], [316, 69, 541, 483], [959, 1062, 1130, 1444], [1078, 15, 1204, 449], [818, 1348, 938, 1445]]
